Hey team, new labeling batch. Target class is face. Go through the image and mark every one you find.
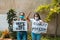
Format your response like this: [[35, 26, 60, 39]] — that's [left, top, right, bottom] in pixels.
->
[[20, 12, 24, 16], [19, 12, 25, 20], [35, 14, 38, 17], [34, 14, 39, 20]]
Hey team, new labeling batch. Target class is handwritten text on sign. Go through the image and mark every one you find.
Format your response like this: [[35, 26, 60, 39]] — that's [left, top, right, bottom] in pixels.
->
[[13, 21, 27, 31], [32, 23, 48, 33]]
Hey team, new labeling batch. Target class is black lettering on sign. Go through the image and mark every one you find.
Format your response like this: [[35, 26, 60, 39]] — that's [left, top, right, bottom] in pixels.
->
[[16, 27, 19, 30], [38, 28, 46, 31], [32, 28, 36, 31], [34, 22, 40, 25], [32, 27, 46, 31], [32, 27, 40, 31], [16, 22, 25, 30]]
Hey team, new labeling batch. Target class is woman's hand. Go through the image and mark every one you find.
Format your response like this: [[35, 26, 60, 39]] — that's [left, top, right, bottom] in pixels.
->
[[40, 20, 44, 25]]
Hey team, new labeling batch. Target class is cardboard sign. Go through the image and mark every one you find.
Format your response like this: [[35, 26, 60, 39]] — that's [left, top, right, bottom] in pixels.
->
[[13, 21, 27, 31], [32, 23, 48, 33]]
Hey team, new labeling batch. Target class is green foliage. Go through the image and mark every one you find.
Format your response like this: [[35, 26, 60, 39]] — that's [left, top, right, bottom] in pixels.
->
[[35, 5, 50, 13], [7, 9, 16, 25], [0, 31, 2, 37], [35, 0, 60, 22], [9, 32, 17, 39], [7, 9, 17, 31], [45, 6, 60, 22], [41, 36, 60, 40], [7, 9, 17, 38], [28, 33, 60, 40]]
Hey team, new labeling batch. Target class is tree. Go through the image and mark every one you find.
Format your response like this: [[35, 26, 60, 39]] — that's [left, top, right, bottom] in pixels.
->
[[7, 9, 17, 38], [35, 0, 60, 36], [7, 9, 17, 32]]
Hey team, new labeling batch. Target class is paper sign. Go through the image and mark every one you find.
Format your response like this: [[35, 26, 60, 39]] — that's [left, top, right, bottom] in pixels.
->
[[32, 23, 48, 33], [13, 21, 27, 31]]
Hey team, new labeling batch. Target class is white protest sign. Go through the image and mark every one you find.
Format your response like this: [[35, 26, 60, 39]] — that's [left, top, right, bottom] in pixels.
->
[[32, 23, 48, 33], [13, 21, 27, 31]]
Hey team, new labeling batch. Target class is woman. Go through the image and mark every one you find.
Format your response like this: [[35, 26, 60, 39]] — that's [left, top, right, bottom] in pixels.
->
[[26, 12, 43, 40], [17, 12, 27, 40]]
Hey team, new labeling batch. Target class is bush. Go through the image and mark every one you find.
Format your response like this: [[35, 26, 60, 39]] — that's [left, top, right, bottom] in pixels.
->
[[0, 31, 2, 37]]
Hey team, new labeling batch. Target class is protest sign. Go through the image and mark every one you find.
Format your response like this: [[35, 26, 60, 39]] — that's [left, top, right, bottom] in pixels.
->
[[32, 23, 48, 33], [13, 21, 27, 31]]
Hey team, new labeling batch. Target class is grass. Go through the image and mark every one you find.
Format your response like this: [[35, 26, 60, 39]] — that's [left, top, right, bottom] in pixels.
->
[[28, 33, 60, 40], [41, 36, 60, 40], [28, 35, 60, 40], [0, 31, 2, 37], [0, 32, 60, 40]]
